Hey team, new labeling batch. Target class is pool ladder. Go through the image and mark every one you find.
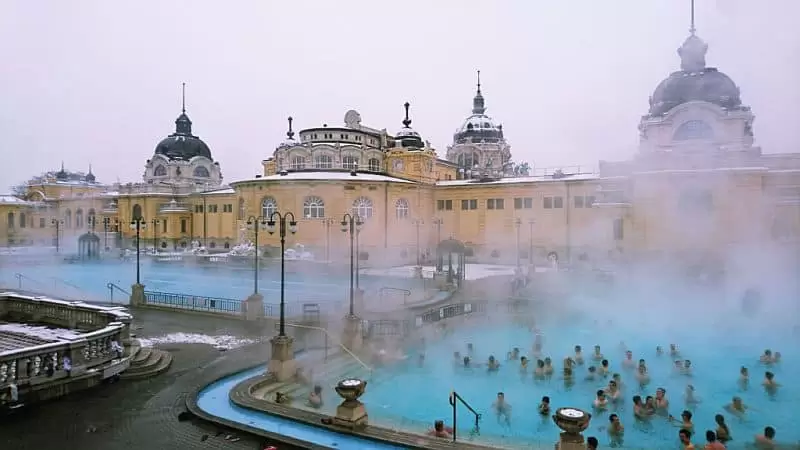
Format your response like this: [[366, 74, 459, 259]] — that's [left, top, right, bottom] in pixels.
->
[[449, 390, 481, 442]]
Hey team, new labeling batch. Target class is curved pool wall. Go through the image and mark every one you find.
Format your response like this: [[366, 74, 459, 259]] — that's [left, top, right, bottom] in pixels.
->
[[364, 315, 799, 449], [195, 367, 407, 450], [0, 258, 423, 305]]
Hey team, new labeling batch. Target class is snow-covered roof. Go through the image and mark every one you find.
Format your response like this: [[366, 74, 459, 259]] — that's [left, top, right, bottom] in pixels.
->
[[436, 173, 598, 187], [232, 171, 414, 185], [0, 195, 30, 205], [200, 187, 235, 195]]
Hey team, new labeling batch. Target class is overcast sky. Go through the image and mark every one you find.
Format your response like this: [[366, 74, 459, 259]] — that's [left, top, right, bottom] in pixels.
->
[[1, 0, 798, 189]]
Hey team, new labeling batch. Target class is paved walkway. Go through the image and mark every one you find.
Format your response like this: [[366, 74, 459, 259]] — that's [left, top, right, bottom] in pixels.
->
[[1, 308, 309, 450]]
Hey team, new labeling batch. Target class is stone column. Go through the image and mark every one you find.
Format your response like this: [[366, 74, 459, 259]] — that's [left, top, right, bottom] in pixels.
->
[[341, 315, 363, 352], [130, 283, 146, 307], [267, 335, 296, 382], [243, 293, 264, 321]]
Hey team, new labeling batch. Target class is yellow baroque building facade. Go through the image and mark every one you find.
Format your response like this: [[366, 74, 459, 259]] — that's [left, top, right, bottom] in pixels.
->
[[3, 29, 799, 268]]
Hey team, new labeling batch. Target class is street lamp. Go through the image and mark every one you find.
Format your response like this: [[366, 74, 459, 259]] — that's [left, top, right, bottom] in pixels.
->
[[322, 217, 335, 262], [130, 218, 147, 284], [432, 217, 443, 271], [514, 218, 522, 267], [151, 218, 160, 252], [412, 218, 424, 266], [340, 213, 364, 317], [265, 211, 298, 337], [51, 218, 63, 253], [245, 215, 268, 295], [101, 217, 115, 251]]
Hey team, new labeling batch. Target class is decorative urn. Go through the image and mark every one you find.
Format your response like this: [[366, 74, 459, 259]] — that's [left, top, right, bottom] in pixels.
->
[[335, 378, 367, 403], [552, 407, 591, 434]]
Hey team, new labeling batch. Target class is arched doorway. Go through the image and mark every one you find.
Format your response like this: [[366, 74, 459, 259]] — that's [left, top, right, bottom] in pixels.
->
[[437, 238, 467, 287]]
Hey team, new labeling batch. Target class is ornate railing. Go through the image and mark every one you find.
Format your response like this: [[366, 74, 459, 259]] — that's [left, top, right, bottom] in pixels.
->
[[143, 290, 242, 314], [275, 322, 372, 377], [361, 319, 411, 339], [0, 292, 133, 406], [415, 300, 489, 327]]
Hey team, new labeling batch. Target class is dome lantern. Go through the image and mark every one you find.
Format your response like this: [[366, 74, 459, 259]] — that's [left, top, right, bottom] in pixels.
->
[[472, 70, 486, 115]]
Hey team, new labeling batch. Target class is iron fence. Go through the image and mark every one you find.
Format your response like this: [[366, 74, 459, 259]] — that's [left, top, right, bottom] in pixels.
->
[[143, 290, 242, 314]]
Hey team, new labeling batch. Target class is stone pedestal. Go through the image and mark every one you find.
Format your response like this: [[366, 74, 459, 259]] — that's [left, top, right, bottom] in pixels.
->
[[334, 400, 368, 429], [341, 314, 363, 352], [552, 407, 591, 450], [267, 335, 296, 382], [130, 283, 146, 307], [243, 293, 264, 321], [555, 433, 586, 450]]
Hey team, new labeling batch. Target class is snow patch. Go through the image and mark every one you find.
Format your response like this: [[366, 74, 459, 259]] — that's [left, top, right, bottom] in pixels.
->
[[0, 323, 83, 342], [361, 263, 525, 280], [137, 332, 258, 350]]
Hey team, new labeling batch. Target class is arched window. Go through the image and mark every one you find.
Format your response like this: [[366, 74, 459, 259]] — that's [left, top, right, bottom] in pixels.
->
[[343, 155, 359, 170], [131, 204, 142, 220], [674, 120, 714, 141], [75, 209, 84, 228], [303, 196, 325, 218], [193, 166, 210, 177], [291, 156, 306, 170], [87, 208, 96, 228], [457, 152, 479, 168], [154, 165, 167, 176], [315, 155, 333, 169], [7, 212, 14, 228], [261, 197, 278, 218], [19, 212, 26, 228], [64, 209, 72, 228], [238, 198, 245, 220], [352, 196, 373, 220], [368, 158, 381, 172], [395, 198, 409, 219]]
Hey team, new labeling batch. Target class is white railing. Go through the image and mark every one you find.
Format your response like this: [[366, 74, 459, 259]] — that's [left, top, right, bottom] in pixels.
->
[[276, 322, 372, 376]]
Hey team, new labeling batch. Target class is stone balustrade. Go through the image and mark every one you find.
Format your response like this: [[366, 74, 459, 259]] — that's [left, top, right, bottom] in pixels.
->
[[0, 291, 133, 405]]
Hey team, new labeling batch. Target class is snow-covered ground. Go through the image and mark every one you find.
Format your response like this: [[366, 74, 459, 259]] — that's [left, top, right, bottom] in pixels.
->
[[137, 332, 259, 350], [360, 263, 547, 281], [0, 323, 83, 342]]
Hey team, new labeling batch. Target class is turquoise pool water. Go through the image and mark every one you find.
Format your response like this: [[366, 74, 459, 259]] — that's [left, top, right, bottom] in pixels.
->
[[0, 257, 416, 305], [196, 366, 406, 450], [365, 313, 799, 449]]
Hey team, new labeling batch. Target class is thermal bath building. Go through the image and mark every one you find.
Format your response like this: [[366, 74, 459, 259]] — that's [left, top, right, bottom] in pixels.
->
[[3, 28, 799, 270]]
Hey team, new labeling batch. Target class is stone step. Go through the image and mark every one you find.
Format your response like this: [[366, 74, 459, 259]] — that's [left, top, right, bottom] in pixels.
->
[[131, 346, 152, 365], [125, 350, 163, 374], [120, 351, 172, 380]]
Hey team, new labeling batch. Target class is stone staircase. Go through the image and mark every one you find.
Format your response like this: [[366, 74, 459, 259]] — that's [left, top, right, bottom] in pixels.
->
[[252, 353, 374, 415], [120, 341, 173, 380]]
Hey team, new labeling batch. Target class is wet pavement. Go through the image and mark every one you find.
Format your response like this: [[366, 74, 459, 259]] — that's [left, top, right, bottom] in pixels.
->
[[0, 308, 309, 450]]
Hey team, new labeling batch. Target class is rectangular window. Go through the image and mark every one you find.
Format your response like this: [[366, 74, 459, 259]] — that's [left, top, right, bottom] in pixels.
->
[[461, 199, 469, 210], [195, 205, 204, 213], [437, 200, 444, 211], [574, 196, 585, 208], [469, 199, 478, 210], [445, 200, 452, 210], [224, 204, 233, 213], [487, 199, 495, 210], [39, 217, 45, 228], [543, 197, 553, 209], [514, 198, 522, 209], [180, 219, 187, 233], [613, 218, 624, 241], [524, 197, 533, 209], [461, 199, 478, 210], [553, 196, 564, 208], [487, 198, 504, 210]]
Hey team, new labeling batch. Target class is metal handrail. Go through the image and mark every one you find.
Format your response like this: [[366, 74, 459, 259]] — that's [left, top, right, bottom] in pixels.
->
[[14, 272, 44, 290], [277, 322, 372, 375], [449, 390, 481, 442], [107, 282, 131, 303]]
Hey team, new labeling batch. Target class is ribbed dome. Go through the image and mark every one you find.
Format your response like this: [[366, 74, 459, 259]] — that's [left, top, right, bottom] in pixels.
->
[[648, 33, 742, 116], [154, 112, 213, 160]]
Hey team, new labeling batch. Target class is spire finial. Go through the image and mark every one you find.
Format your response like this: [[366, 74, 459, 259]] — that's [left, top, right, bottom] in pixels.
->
[[476, 69, 481, 94], [88, 164, 93, 174], [402, 102, 412, 128], [287, 116, 295, 140], [61, 161, 65, 171], [181, 82, 186, 113], [689, 0, 696, 35]]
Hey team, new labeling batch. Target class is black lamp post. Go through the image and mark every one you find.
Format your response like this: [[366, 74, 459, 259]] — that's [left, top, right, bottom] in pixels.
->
[[432, 217, 443, 271], [51, 218, 63, 253], [151, 218, 160, 252], [245, 215, 267, 295], [340, 213, 363, 317], [412, 218, 424, 266], [102, 217, 111, 251], [265, 211, 298, 337], [514, 218, 522, 267], [130, 218, 147, 284]]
